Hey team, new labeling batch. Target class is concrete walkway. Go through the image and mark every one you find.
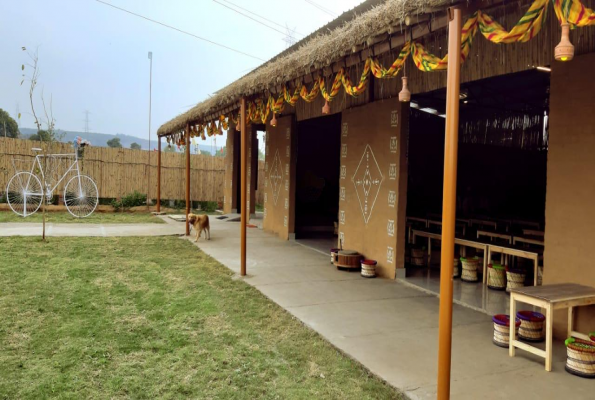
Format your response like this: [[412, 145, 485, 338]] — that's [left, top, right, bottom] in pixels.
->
[[0, 216, 182, 237], [186, 217, 593, 400]]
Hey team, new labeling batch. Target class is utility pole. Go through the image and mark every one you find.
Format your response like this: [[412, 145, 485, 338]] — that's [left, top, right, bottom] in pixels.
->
[[147, 51, 153, 208], [83, 110, 91, 134]]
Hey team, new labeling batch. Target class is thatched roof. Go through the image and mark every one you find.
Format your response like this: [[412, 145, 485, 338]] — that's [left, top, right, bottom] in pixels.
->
[[158, 0, 458, 136]]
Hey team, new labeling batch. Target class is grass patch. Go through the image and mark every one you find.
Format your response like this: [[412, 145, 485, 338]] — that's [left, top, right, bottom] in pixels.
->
[[0, 211, 165, 224], [0, 237, 401, 399]]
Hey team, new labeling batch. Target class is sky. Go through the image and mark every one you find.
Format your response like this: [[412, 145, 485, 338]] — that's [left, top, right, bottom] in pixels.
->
[[0, 0, 364, 148]]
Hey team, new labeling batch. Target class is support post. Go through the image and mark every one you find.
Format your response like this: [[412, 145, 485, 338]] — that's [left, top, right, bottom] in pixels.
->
[[185, 124, 191, 236], [240, 98, 247, 276], [437, 7, 462, 400], [157, 137, 161, 212]]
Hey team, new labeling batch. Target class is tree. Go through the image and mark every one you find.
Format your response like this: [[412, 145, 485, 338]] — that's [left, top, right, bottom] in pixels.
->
[[130, 142, 141, 150], [22, 47, 63, 241], [0, 108, 19, 138], [107, 137, 122, 148], [29, 130, 51, 141]]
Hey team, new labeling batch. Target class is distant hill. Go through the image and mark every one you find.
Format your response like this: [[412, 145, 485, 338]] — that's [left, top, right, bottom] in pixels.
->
[[18, 127, 223, 155]]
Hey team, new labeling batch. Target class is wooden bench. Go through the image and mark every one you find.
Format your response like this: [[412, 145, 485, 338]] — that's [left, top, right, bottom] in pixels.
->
[[509, 283, 595, 371], [411, 229, 488, 276], [486, 243, 541, 286]]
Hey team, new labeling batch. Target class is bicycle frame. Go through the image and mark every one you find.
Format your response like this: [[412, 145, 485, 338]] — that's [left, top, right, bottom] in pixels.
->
[[28, 152, 81, 197]]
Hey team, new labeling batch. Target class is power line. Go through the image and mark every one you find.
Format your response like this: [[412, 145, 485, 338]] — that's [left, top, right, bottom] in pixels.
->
[[218, 0, 305, 36], [303, 0, 337, 17], [95, 0, 265, 61], [212, 0, 290, 37]]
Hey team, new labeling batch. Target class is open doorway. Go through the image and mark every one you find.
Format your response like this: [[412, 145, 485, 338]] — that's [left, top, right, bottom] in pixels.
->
[[294, 113, 342, 249], [405, 68, 550, 314]]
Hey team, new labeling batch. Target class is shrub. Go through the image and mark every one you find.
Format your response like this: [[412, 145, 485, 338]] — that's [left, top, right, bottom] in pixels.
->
[[111, 191, 147, 211]]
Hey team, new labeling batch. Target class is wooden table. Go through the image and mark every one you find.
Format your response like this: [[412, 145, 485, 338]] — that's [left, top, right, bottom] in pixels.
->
[[469, 219, 498, 230], [509, 283, 595, 371], [407, 216, 428, 226], [487, 243, 541, 286], [427, 219, 467, 236], [477, 229, 512, 244], [411, 230, 488, 276], [522, 229, 545, 237], [513, 236, 545, 247]]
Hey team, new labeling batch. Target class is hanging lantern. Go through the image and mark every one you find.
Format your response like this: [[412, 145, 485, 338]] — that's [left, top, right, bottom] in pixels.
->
[[270, 113, 277, 127], [399, 76, 411, 102], [555, 23, 574, 62], [322, 99, 330, 115]]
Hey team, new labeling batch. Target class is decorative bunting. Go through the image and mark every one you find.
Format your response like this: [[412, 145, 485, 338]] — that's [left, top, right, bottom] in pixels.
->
[[166, 0, 595, 140]]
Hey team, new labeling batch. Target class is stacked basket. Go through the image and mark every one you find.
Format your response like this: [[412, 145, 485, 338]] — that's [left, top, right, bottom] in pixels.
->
[[411, 248, 425, 266], [517, 311, 545, 342], [330, 248, 340, 265], [361, 260, 377, 278], [506, 268, 526, 292], [492, 314, 521, 348], [487, 264, 506, 290], [460, 257, 480, 282], [453, 258, 459, 278], [565, 337, 595, 378]]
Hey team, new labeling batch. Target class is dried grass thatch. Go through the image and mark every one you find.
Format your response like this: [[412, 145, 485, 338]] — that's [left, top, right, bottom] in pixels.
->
[[158, 0, 459, 136]]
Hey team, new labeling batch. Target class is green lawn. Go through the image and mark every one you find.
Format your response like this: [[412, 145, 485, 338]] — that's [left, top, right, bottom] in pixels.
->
[[0, 211, 165, 224], [0, 237, 401, 399]]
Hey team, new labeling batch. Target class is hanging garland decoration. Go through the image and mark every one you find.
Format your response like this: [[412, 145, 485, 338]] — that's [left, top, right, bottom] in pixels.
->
[[179, 0, 595, 139], [478, 0, 549, 43], [553, 0, 595, 26], [300, 78, 322, 102], [412, 12, 479, 71], [371, 41, 411, 78], [320, 69, 345, 102], [341, 58, 372, 96], [283, 85, 302, 106]]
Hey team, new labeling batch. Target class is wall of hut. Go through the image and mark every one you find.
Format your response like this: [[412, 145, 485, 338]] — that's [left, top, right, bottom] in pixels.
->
[[262, 115, 296, 240], [545, 52, 595, 338], [338, 100, 409, 279], [223, 129, 237, 214]]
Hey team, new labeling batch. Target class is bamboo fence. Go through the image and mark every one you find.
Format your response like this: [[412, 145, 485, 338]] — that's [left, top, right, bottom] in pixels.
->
[[0, 137, 225, 202]]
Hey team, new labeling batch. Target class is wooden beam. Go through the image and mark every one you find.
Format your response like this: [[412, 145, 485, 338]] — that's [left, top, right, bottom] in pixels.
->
[[157, 137, 161, 212], [240, 98, 247, 276], [437, 6, 462, 400], [185, 123, 191, 236]]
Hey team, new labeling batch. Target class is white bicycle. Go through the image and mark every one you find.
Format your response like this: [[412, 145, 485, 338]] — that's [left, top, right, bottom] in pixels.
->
[[6, 146, 98, 218]]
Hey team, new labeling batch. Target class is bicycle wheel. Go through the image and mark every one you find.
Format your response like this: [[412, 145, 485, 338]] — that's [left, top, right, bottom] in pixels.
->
[[6, 172, 44, 217], [64, 175, 98, 218]]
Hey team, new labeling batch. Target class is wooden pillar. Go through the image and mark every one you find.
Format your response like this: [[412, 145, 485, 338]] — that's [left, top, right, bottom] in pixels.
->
[[437, 7, 462, 400], [157, 137, 161, 212], [185, 124, 191, 236], [240, 99, 247, 276]]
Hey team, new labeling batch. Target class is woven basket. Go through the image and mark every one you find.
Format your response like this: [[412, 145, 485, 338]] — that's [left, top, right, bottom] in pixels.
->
[[330, 248, 340, 265], [361, 260, 377, 278], [506, 269, 526, 292], [517, 311, 545, 342], [488, 264, 506, 290], [453, 258, 459, 278], [461, 257, 479, 282], [565, 338, 595, 378], [492, 314, 521, 348], [411, 248, 425, 266]]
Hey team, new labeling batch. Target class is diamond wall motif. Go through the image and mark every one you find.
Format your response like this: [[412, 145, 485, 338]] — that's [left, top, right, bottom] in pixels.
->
[[268, 150, 283, 205], [352, 144, 384, 224]]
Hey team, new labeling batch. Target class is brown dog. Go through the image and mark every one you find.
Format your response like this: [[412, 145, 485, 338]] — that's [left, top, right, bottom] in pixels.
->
[[187, 213, 210, 242]]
